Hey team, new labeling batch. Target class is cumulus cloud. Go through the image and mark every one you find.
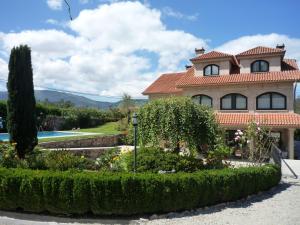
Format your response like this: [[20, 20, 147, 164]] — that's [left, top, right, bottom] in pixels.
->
[[216, 33, 300, 64], [47, 0, 63, 10], [0, 1, 205, 97]]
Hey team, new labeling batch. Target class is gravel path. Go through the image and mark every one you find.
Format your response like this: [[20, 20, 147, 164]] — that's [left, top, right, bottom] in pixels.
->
[[0, 177, 299, 225]]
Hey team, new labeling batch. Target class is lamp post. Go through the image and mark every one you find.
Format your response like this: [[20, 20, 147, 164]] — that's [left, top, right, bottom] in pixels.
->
[[132, 112, 138, 173]]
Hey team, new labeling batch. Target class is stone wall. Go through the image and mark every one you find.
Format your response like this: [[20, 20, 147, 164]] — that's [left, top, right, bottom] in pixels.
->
[[39, 134, 124, 149]]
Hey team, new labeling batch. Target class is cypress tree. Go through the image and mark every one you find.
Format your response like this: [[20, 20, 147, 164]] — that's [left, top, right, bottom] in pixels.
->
[[7, 45, 37, 159]]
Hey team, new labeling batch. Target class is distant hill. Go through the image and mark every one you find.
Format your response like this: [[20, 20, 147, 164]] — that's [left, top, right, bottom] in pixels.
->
[[0, 90, 148, 109]]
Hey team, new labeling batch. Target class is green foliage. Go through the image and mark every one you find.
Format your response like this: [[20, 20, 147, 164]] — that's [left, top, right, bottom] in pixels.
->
[[138, 97, 220, 152], [0, 101, 123, 132], [207, 143, 232, 169], [0, 143, 46, 169], [95, 147, 120, 171], [44, 150, 87, 171], [0, 143, 18, 168], [7, 45, 37, 158], [0, 165, 280, 215], [121, 147, 204, 173]]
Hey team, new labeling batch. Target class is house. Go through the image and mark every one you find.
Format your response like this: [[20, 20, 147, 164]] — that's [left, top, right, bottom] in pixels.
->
[[142, 45, 300, 159]]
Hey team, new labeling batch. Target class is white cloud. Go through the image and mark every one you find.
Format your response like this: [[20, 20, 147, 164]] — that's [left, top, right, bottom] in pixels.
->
[[0, 58, 7, 80], [0, 1, 205, 97], [162, 7, 198, 21], [216, 33, 300, 64], [47, 0, 63, 10]]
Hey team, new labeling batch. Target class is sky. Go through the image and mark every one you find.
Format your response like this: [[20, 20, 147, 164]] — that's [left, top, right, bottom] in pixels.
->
[[0, 0, 300, 102]]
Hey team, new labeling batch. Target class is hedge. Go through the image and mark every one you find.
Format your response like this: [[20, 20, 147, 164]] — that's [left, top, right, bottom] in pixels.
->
[[0, 165, 280, 215]]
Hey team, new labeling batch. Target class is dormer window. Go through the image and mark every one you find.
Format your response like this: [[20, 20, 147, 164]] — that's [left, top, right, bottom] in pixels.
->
[[204, 64, 219, 76], [192, 94, 212, 107], [251, 60, 269, 72]]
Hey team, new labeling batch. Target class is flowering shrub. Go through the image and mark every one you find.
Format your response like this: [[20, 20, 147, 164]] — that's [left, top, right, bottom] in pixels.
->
[[233, 121, 275, 162]]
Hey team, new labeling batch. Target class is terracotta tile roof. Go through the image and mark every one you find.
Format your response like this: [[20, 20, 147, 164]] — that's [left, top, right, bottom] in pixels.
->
[[190, 51, 233, 61], [216, 113, 300, 128], [236, 46, 285, 57], [176, 70, 300, 88], [142, 72, 184, 95], [282, 59, 299, 71]]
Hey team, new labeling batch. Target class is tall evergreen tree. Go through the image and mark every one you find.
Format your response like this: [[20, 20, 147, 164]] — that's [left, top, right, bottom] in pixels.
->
[[7, 45, 37, 159]]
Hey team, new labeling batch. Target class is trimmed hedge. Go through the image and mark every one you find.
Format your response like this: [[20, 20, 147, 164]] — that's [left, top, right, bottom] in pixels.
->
[[0, 165, 280, 215]]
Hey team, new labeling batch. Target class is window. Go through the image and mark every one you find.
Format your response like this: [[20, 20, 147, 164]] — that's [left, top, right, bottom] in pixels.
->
[[192, 95, 212, 107], [221, 94, 247, 110], [251, 60, 269, 72], [256, 92, 286, 110], [203, 64, 219, 76]]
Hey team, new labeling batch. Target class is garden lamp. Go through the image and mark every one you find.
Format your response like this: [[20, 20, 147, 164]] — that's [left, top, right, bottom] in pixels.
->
[[132, 112, 138, 173]]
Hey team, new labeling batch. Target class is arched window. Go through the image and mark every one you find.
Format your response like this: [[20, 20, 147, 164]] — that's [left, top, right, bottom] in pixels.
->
[[221, 93, 247, 110], [203, 64, 219, 76], [192, 94, 213, 107], [251, 60, 269, 72], [256, 92, 286, 110]]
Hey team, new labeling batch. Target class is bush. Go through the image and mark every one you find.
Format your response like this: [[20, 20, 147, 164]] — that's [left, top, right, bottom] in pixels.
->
[[0, 165, 280, 215], [119, 147, 203, 173], [138, 97, 220, 152], [44, 150, 87, 171]]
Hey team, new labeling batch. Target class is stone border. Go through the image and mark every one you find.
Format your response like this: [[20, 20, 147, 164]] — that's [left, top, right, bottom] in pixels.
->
[[39, 134, 125, 149]]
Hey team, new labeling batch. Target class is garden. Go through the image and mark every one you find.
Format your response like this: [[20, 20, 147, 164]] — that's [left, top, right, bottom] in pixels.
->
[[0, 45, 281, 216]]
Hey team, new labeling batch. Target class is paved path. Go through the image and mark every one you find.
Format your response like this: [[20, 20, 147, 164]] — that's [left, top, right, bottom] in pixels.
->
[[0, 177, 299, 225]]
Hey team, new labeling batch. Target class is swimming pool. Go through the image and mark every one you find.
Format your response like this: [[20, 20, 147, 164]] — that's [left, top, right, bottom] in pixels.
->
[[0, 131, 83, 141]]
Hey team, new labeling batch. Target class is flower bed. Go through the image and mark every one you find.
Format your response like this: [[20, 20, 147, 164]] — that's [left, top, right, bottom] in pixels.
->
[[0, 165, 280, 216]]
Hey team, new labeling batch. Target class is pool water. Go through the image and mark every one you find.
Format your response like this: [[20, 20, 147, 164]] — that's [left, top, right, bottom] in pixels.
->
[[0, 131, 81, 141]]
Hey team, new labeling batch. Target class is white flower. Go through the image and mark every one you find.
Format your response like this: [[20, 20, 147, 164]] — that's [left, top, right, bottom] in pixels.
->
[[235, 132, 238, 136], [238, 131, 243, 136]]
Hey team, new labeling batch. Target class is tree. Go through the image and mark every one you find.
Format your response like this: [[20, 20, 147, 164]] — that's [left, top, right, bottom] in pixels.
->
[[7, 45, 38, 159], [138, 97, 220, 152], [119, 93, 135, 123]]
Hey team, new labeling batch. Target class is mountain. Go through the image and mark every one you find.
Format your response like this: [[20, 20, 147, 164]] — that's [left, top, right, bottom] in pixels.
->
[[0, 90, 148, 109]]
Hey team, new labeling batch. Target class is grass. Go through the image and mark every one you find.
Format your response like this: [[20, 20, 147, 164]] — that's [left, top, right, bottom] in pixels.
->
[[76, 122, 121, 135], [38, 122, 121, 143]]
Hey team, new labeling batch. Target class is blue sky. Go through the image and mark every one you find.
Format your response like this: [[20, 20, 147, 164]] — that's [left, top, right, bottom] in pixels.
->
[[0, 0, 299, 101]]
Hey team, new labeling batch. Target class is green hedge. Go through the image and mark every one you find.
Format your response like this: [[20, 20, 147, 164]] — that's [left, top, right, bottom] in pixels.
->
[[0, 165, 280, 215]]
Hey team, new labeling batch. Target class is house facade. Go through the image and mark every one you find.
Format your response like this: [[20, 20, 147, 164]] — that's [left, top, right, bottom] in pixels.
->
[[143, 45, 300, 159]]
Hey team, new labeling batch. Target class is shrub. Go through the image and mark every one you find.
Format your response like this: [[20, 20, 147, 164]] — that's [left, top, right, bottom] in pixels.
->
[[119, 147, 204, 173], [44, 150, 87, 171], [206, 143, 232, 169], [95, 147, 121, 171], [138, 97, 220, 152], [0, 165, 280, 215], [0, 142, 18, 168]]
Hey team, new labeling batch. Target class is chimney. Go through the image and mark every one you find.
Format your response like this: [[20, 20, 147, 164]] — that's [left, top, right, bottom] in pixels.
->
[[276, 44, 285, 50], [185, 65, 192, 70], [195, 47, 205, 56]]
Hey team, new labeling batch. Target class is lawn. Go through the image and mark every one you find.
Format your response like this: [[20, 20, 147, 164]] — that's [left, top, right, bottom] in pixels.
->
[[39, 122, 121, 143], [76, 121, 121, 135]]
